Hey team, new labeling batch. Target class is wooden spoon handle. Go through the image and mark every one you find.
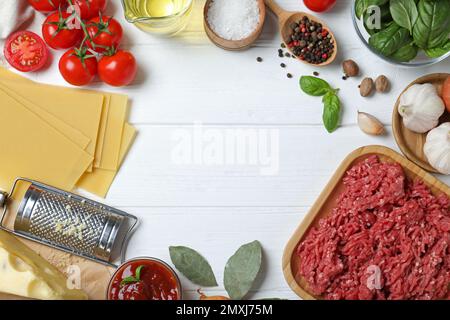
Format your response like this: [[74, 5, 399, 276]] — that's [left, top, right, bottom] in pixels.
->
[[264, 0, 285, 17]]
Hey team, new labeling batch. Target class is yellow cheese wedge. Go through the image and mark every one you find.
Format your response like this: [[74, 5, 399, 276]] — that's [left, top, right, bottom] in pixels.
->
[[0, 89, 93, 191], [0, 230, 88, 300], [77, 124, 137, 197]]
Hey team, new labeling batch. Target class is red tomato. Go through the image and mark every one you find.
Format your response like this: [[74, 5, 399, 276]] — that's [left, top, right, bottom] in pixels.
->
[[86, 16, 123, 53], [98, 50, 137, 87], [72, 0, 107, 20], [303, 0, 336, 12], [59, 48, 97, 86], [42, 11, 83, 49], [27, 0, 66, 13], [443, 77, 450, 112], [3, 31, 48, 72]]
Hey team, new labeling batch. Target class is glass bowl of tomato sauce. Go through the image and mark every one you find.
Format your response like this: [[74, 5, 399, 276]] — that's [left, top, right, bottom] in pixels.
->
[[107, 257, 182, 300]]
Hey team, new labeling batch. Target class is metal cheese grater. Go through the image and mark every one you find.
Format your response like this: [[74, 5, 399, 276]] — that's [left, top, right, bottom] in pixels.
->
[[0, 178, 138, 267]]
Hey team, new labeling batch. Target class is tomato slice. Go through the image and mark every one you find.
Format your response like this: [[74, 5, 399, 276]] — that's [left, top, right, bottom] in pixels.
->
[[3, 31, 49, 72]]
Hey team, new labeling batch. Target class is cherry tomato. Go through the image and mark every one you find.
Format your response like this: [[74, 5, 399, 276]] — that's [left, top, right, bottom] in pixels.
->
[[72, 0, 107, 20], [98, 50, 137, 87], [303, 0, 336, 12], [3, 31, 49, 72], [27, 0, 66, 13], [443, 77, 450, 112], [59, 48, 97, 86], [42, 11, 83, 49], [86, 16, 123, 54]]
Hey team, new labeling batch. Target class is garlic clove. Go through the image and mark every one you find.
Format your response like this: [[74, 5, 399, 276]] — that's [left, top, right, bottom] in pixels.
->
[[357, 112, 385, 136]]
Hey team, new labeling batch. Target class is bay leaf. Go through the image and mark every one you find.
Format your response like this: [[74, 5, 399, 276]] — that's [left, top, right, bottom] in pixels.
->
[[169, 246, 218, 287], [224, 240, 262, 300]]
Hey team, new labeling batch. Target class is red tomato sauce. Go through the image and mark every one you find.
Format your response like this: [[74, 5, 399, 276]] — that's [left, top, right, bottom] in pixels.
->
[[108, 259, 180, 300]]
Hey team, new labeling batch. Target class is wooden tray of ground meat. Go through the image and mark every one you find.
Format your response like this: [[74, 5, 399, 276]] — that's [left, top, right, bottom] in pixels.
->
[[283, 145, 450, 300]]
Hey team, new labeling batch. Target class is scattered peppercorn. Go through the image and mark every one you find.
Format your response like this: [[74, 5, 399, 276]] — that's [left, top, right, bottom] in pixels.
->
[[280, 63, 286, 68], [281, 43, 286, 48], [285, 52, 291, 58], [342, 76, 348, 80], [278, 49, 284, 57], [256, 57, 263, 62], [287, 16, 334, 64], [287, 73, 293, 78], [313, 71, 319, 76]]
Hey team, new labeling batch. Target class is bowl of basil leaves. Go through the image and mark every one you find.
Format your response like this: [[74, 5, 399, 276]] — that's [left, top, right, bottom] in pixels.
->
[[352, 0, 450, 67]]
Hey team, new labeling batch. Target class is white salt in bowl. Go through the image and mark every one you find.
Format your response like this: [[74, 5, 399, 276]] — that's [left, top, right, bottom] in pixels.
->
[[203, 0, 266, 51]]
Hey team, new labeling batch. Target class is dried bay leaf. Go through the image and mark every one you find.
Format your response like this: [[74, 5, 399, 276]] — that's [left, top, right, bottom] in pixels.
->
[[224, 240, 262, 300], [169, 246, 218, 287]]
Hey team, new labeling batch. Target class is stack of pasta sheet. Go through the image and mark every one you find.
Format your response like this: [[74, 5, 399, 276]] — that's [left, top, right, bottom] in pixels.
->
[[0, 67, 137, 198]]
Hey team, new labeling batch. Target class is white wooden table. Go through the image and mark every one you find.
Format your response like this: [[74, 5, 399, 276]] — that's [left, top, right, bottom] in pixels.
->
[[9, 0, 450, 299]]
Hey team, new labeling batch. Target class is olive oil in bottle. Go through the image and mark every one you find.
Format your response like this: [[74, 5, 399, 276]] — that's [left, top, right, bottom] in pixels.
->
[[141, 0, 186, 17], [123, 0, 193, 35]]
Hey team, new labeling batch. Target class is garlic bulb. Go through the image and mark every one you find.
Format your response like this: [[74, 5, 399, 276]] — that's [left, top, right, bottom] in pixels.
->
[[424, 123, 450, 174], [398, 83, 445, 133]]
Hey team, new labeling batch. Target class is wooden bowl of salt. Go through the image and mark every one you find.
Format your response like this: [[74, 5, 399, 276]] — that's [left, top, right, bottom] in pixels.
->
[[203, 0, 266, 51]]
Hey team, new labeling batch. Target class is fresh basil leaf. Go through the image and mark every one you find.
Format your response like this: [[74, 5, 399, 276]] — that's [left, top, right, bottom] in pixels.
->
[[357, 0, 390, 19], [322, 92, 341, 133], [169, 246, 218, 287], [369, 22, 412, 56], [413, 0, 450, 49], [390, 41, 419, 61], [300, 76, 331, 97], [425, 40, 450, 58], [224, 241, 262, 300], [355, 0, 367, 19], [135, 265, 145, 281], [390, 0, 418, 33], [120, 276, 138, 287], [363, 3, 392, 34]]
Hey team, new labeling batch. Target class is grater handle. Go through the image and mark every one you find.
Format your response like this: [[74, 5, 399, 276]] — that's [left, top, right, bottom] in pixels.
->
[[119, 215, 139, 263], [0, 177, 32, 231]]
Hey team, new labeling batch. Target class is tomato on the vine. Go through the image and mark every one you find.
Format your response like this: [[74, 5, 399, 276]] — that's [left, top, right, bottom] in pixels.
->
[[3, 31, 49, 72], [59, 47, 98, 86], [27, 0, 66, 13], [71, 0, 108, 20], [86, 16, 123, 53], [42, 10, 83, 49], [303, 0, 336, 12], [98, 49, 137, 87]]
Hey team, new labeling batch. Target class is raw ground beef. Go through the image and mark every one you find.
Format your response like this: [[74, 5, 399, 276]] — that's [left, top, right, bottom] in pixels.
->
[[297, 155, 450, 300]]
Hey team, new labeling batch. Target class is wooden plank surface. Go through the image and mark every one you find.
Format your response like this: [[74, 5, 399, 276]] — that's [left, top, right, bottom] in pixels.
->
[[1, 0, 449, 300]]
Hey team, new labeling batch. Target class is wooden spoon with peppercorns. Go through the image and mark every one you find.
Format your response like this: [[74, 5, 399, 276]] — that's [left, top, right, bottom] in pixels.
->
[[265, 0, 337, 67]]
